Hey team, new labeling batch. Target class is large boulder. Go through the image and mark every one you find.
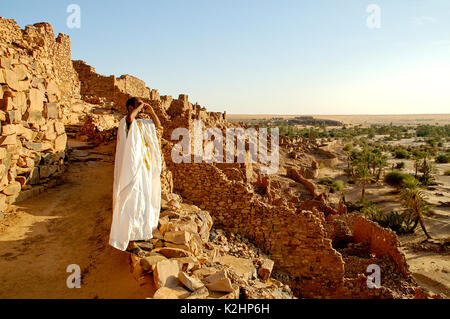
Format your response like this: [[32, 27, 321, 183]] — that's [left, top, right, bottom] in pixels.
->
[[178, 271, 205, 291], [139, 254, 167, 272], [153, 259, 180, 288], [204, 270, 234, 293]]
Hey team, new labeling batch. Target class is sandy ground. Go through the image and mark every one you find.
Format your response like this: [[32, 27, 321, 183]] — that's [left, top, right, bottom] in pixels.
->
[[0, 142, 153, 299], [227, 114, 450, 126]]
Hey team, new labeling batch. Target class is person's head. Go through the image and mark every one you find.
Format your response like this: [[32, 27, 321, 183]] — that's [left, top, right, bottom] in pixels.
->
[[126, 97, 143, 114]]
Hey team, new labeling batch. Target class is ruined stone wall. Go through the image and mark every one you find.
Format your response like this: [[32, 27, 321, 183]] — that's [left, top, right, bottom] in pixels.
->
[[71, 61, 233, 200], [73, 60, 153, 113], [329, 213, 411, 280], [162, 137, 384, 297], [72, 60, 115, 102], [352, 216, 410, 277], [0, 17, 79, 212], [73, 60, 228, 130], [115, 74, 150, 100], [287, 167, 319, 198], [156, 98, 354, 297], [215, 162, 250, 183], [159, 107, 412, 297]]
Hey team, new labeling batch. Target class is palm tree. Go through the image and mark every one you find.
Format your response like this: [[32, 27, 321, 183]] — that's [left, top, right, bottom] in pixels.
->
[[346, 150, 352, 170], [419, 159, 436, 186], [355, 164, 374, 199], [412, 151, 427, 178], [374, 154, 388, 182], [400, 182, 432, 239]]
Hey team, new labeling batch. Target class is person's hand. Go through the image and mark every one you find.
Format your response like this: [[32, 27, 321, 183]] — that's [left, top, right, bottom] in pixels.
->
[[131, 102, 144, 117], [144, 103, 162, 129], [136, 102, 145, 113], [142, 103, 154, 114]]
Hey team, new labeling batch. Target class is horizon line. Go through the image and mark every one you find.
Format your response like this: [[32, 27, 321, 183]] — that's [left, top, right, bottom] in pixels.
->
[[227, 113, 450, 116]]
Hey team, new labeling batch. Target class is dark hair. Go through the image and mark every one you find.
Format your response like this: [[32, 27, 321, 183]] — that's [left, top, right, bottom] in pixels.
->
[[126, 97, 142, 112]]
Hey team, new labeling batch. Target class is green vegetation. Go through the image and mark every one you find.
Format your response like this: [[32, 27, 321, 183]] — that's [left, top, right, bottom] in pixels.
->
[[358, 178, 433, 239], [343, 144, 352, 152], [251, 121, 449, 142], [360, 203, 415, 235], [249, 119, 444, 239], [318, 178, 346, 193], [354, 165, 373, 199], [395, 162, 405, 170], [344, 147, 389, 199], [384, 172, 417, 191], [253, 122, 447, 188], [444, 169, 450, 176], [435, 153, 450, 164], [400, 180, 433, 239], [249, 121, 449, 155], [418, 160, 436, 186], [416, 124, 450, 138], [394, 149, 410, 159]]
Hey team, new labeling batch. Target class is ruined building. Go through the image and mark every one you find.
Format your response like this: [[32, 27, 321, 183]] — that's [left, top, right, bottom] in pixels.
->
[[0, 17, 434, 299], [0, 18, 80, 210]]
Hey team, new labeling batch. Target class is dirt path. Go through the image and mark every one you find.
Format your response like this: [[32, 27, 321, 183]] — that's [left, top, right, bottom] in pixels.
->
[[0, 143, 152, 299]]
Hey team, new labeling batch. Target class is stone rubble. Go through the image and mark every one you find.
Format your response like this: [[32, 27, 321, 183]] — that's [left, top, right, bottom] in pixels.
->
[[128, 200, 296, 299]]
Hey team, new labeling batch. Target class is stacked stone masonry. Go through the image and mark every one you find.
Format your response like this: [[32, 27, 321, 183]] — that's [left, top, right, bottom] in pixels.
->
[[0, 17, 81, 212]]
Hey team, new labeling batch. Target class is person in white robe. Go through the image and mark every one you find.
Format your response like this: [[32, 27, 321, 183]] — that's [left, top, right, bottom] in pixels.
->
[[109, 97, 163, 251]]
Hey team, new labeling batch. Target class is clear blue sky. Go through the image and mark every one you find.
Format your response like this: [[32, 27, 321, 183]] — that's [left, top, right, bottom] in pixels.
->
[[2, 0, 450, 115]]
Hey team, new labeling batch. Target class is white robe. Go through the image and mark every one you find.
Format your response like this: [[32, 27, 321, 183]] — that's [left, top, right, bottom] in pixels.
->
[[109, 116, 162, 251]]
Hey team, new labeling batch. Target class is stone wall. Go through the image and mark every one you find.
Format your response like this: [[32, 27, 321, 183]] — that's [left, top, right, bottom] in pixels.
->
[[156, 101, 416, 297], [353, 216, 410, 277], [72, 61, 231, 201], [115, 74, 151, 101], [161, 138, 398, 298], [73, 60, 151, 112], [72, 60, 115, 103], [73, 60, 228, 128], [0, 17, 78, 212]]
